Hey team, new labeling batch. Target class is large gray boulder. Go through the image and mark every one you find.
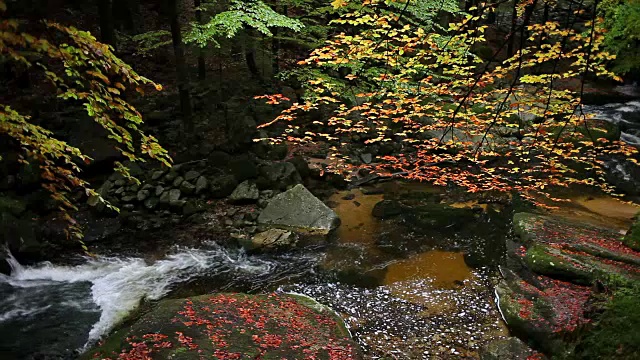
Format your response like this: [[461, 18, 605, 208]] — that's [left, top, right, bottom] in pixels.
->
[[258, 185, 340, 234], [229, 181, 260, 204]]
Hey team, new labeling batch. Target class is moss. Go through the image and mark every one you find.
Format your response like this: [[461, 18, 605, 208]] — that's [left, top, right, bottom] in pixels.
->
[[572, 286, 640, 359], [623, 216, 640, 251], [525, 245, 593, 284]]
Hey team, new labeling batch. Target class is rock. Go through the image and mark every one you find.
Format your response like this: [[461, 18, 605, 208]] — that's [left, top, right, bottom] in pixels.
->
[[257, 162, 302, 190], [0, 253, 10, 275], [480, 337, 540, 360], [496, 268, 591, 355], [180, 181, 196, 195], [513, 212, 640, 286], [144, 197, 159, 210], [229, 181, 260, 204], [169, 189, 181, 202], [258, 184, 340, 234], [114, 187, 125, 195], [172, 176, 184, 188], [208, 150, 232, 168], [184, 170, 201, 182], [164, 171, 178, 182], [195, 176, 209, 195], [210, 175, 238, 198], [404, 203, 477, 231], [228, 156, 258, 182], [141, 183, 154, 191], [121, 195, 136, 203], [287, 156, 311, 178], [360, 153, 373, 164], [77, 213, 121, 243], [136, 190, 150, 202], [151, 170, 166, 180], [372, 200, 403, 218], [122, 204, 135, 211], [98, 180, 114, 196], [183, 201, 204, 216], [624, 215, 640, 251], [155, 185, 164, 197], [87, 293, 359, 359], [0, 212, 40, 258], [240, 229, 294, 251], [169, 199, 187, 209], [114, 179, 125, 187], [159, 191, 171, 205], [123, 160, 144, 177]]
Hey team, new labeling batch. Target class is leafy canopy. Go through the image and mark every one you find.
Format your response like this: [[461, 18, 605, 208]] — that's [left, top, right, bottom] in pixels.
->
[[259, 0, 638, 205], [185, 0, 304, 48], [0, 0, 170, 241]]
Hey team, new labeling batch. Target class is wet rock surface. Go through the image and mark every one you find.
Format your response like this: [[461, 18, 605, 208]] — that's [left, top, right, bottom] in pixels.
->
[[87, 293, 359, 360]]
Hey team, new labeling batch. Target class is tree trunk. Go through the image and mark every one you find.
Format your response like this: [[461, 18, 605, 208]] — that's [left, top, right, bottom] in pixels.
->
[[98, 0, 116, 48], [507, 0, 517, 57], [194, 0, 206, 80], [244, 31, 261, 81], [168, 0, 193, 132]]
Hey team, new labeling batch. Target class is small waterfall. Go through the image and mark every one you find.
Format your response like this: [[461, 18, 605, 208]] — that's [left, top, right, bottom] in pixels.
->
[[0, 244, 315, 356]]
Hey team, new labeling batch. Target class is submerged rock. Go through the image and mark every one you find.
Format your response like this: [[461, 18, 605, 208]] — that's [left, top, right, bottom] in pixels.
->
[[371, 200, 403, 218], [258, 185, 340, 234], [241, 229, 295, 251], [480, 337, 541, 360], [87, 293, 359, 359]]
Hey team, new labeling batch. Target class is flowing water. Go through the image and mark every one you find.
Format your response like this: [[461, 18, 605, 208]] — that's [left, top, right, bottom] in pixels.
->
[[2, 98, 639, 359]]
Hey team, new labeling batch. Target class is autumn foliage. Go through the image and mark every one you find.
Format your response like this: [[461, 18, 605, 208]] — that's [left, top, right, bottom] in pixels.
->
[[259, 0, 639, 204]]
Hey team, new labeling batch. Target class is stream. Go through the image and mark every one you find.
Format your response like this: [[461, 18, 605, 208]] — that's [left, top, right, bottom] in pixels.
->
[[1, 98, 640, 359]]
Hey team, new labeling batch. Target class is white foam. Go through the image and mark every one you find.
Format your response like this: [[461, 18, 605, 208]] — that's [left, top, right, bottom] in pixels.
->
[[1, 246, 275, 346]]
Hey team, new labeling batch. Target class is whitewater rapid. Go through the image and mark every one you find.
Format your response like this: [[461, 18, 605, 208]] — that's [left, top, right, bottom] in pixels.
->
[[0, 244, 281, 350]]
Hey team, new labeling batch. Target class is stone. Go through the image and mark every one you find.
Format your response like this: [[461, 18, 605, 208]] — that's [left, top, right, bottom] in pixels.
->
[[210, 175, 238, 198], [169, 189, 181, 202], [114, 179, 125, 187], [122, 204, 135, 211], [155, 185, 164, 197], [172, 176, 184, 188], [159, 191, 170, 204], [480, 337, 539, 360], [183, 201, 204, 216], [144, 197, 159, 210], [141, 183, 154, 191], [169, 199, 187, 209], [229, 181, 260, 204], [151, 170, 166, 180], [258, 184, 340, 234], [164, 171, 178, 182], [87, 294, 359, 359], [257, 162, 302, 190], [240, 229, 294, 251], [372, 200, 403, 218], [98, 180, 114, 196], [136, 190, 150, 202], [121, 195, 136, 203], [123, 160, 144, 177], [195, 176, 209, 195], [228, 156, 258, 182], [185, 170, 201, 182], [360, 153, 373, 164], [208, 150, 232, 168], [180, 181, 196, 195], [0, 196, 27, 216], [114, 187, 125, 195]]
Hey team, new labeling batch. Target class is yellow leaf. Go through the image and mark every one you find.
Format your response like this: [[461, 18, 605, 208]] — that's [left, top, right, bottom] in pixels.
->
[[331, 0, 348, 9]]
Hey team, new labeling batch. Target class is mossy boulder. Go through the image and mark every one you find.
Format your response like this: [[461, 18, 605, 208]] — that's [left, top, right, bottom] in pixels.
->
[[623, 215, 640, 251], [513, 213, 640, 287], [87, 293, 360, 360], [480, 337, 542, 360], [496, 269, 592, 355]]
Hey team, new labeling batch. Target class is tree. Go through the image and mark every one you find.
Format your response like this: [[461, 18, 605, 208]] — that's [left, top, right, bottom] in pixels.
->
[[0, 0, 170, 241], [258, 0, 639, 205], [600, 0, 640, 75], [167, 0, 194, 132], [185, 0, 304, 79]]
